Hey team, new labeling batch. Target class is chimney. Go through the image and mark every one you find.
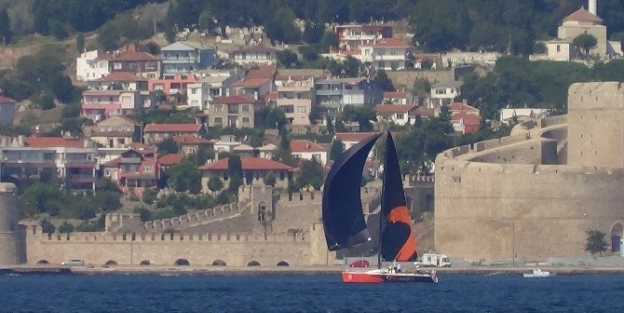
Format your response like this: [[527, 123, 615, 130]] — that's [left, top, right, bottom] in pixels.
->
[[306, 141, 310, 149], [462, 99, 467, 109], [589, 0, 597, 16]]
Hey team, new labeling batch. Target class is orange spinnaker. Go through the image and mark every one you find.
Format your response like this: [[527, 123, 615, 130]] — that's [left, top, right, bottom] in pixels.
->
[[387, 205, 417, 261]]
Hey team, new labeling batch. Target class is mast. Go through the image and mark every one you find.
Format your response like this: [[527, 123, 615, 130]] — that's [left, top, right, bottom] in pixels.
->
[[377, 131, 389, 269]]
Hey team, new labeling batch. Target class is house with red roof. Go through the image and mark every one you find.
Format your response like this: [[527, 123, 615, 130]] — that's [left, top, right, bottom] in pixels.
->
[[101, 149, 160, 193], [198, 157, 294, 191], [290, 140, 328, 165], [448, 100, 480, 116], [232, 78, 273, 101], [172, 135, 214, 156], [87, 72, 149, 91], [0, 96, 17, 125], [383, 91, 415, 105], [148, 74, 198, 96], [373, 104, 417, 126], [451, 112, 481, 134], [209, 95, 263, 129], [360, 38, 411, 70], [0, 136, 98, 190], [81, 90, 149, 122], [108, 43, 161, 79], [143, 123, 207, 144], [158, 153, 185, 171]]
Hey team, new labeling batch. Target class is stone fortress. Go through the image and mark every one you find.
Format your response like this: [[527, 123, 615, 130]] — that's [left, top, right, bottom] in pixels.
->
[[0, 183, 396, 267], [435, 82, 624, 263]]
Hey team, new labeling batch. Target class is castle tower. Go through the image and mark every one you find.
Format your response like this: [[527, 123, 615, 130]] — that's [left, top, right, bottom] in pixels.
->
[[0, 183, 25, 265], [568, 82, 624, 168]]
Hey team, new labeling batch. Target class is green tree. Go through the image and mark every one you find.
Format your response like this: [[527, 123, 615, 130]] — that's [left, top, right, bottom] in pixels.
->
[[374, 69, 395, 91], [277, 50, 300, 68], [48, 19, 68, 40], [0, 9, 12, 44], [302, 20, 324, 44], [157, 137, 179, 155], [319, 31, 339, 51], [39, 218, 56, 234], [76, 33, 85, 53], [340, 105, 377, 132], [198, 10, 216, 33], [412, 77, 431, 97], [39, 93, 55, 110], [295, 158, 324, 190], [585, 229, 609, 256], [58, 221, 74, 233], [573, 33, 598, 55], [134, 206, 152, 222], [97, 21, 120, 51], [263, 172, 277, 187], [227, 155, 243, 192], [94, 191, 122, 213], [19, 182, 62, 216], [168, 160, 201, 194], [326, 116, 334, 134], [142, 188, 158, 205], [207, 175, 224, 194], [329, 139, 344, 161]]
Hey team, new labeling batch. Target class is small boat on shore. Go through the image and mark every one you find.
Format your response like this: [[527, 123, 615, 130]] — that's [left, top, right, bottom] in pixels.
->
[[523, 268, 554, 278]]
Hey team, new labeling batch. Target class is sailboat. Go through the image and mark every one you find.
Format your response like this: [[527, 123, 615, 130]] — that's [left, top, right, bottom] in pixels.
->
[[322, 131, 438, 283]]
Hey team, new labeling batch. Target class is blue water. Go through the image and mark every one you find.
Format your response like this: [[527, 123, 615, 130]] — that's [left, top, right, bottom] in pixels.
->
[[0, 273, 622, 313]]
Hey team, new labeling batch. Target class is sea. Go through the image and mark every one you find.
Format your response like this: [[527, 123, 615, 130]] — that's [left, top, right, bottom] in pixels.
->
[[0, 273, 622, 313]]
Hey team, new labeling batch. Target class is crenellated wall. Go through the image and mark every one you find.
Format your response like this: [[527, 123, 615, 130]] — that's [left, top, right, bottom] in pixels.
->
[[25, 224, 335, 267], [435, 82, 624, 262]]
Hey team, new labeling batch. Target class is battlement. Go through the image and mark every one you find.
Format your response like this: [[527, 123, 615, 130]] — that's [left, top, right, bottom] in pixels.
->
[[27, 225, 311, 243], [404, 174, 435, 186]]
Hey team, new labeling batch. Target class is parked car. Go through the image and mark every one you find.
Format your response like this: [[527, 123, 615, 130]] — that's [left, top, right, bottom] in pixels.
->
[[61, 259, 85, 267], [349, 260, 370, 268]]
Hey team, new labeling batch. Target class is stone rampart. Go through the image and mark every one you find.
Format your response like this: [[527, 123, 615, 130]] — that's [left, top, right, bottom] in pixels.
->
[[25, 224, 335, 267], [435, 112, 624, 262]]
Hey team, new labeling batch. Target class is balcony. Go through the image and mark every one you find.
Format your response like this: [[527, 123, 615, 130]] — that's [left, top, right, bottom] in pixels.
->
[[342, 33, 377, 41]]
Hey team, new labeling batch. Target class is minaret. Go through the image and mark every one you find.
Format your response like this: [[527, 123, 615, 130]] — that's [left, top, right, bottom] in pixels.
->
[[588, 0, 597, 16]]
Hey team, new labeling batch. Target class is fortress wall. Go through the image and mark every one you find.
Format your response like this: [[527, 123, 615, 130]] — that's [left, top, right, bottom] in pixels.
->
[[25, 224, 333, 267], [435, 158, 624, 262], [468, 139, 556, 165], [568, 82, 624, 168]]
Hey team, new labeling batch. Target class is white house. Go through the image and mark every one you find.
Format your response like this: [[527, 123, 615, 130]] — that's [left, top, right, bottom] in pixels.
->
[[373, 104, 417, 126], [290, 140, 328, 165], [76, 50, 111, 81], [430, 81, 463, 107], [187, 69, 243, 110], [360, 38, 411, 71]]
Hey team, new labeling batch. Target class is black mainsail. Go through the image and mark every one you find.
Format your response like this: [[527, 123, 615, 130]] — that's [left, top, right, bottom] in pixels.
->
[[322, 133, 382, 251], [379, 131, 418, 262]]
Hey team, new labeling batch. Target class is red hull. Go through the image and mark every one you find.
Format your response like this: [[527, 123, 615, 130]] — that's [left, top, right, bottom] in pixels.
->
[[341, 270, 438, 283]]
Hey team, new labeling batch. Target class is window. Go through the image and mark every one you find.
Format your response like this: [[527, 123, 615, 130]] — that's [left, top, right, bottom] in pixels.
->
[[214, 117, 223, 124], [313, 154, 322, 161], [556, 45, 561, 52], [191, 88, 197, 94], [145, 62, 157, 70], [213, 104, 223, 112], [396, 113, 404, 119], [129, 63, 140, 70], [105, 170, 110, 176], [143, 165, 153, 172], [242, 104, 250, 112], [113, 62, 122, 69], [186, 146, 195, 153], [242, 117, 250, 123], [297, 106, 307, 114], [191, 100, 198, 106]]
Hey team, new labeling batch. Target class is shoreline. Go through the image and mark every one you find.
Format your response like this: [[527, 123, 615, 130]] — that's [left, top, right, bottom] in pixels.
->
[[3, 265, 624, 276]]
